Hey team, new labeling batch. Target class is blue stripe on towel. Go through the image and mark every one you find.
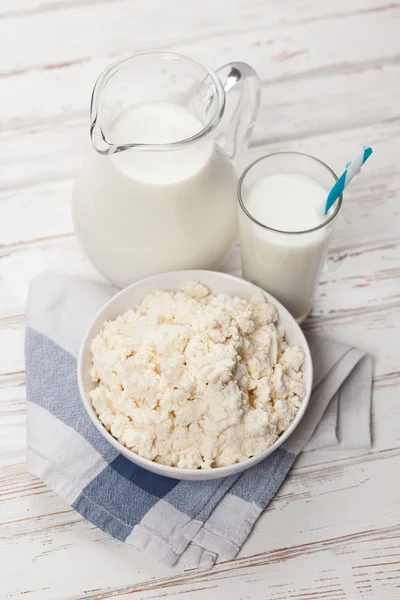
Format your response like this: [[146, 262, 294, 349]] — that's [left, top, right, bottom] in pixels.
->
[[25, 327, 119, 463], [75, 462, 159, 528], [230, 448, 295, 507], [110, 454, 179, 497], [72, 492, 133, 542], [163, 476, 237, 520]]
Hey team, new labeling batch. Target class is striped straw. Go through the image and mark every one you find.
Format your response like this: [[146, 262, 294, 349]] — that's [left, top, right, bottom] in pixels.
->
[[324, 146, 373, 215]]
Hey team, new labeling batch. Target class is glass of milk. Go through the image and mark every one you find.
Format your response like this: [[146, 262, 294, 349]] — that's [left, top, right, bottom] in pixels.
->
[[72, 52, 260, 288], [238, 153, 342, 323]]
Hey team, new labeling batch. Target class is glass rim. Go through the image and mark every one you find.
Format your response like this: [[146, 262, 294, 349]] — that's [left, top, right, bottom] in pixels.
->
[[237, 152, 343, 235], [91, 51, 226, 155]]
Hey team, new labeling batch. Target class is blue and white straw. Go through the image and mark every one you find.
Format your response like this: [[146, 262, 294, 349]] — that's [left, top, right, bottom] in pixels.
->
[[324, 146, 373, 215]]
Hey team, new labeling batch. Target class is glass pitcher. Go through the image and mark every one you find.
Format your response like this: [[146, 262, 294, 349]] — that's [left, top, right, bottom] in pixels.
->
[[72, 51, 260, 288]]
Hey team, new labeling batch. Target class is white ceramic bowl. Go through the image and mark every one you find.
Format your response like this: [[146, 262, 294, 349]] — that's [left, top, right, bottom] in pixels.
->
[[78, 270, 312, 480]]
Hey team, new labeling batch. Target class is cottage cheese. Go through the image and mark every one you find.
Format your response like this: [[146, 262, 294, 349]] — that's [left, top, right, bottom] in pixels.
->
[[90, 282, 305, 469]]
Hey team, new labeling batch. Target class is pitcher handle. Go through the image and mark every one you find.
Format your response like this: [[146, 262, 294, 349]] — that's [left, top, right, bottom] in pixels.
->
[[215, 62, 261, 162]]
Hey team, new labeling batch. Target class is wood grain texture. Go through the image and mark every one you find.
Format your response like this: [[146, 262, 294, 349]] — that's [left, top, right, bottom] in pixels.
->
[[1, 0, 399, 598], [2, 118, 400, 257], [1, 0, 397, 76]]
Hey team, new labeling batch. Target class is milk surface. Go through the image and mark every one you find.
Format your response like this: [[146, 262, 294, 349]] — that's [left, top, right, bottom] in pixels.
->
[[240, 172, 333, 322], [73, 102, 238, 287], [109, 103, 214, 184], [246, 173, 327, 232]]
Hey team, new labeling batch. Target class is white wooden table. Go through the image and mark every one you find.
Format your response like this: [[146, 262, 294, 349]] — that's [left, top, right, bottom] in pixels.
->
[[1, 1, 400, 598]]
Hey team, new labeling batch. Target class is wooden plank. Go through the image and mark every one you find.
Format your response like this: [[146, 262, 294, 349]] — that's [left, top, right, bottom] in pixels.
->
[[0, 180, 74, 247], [1, 221, 399, 326], [0, 319, 26, 378], [1, 120, 398, 266], [0, 236, 399, 385], [0, 0, 392, 21], [302, 306, 400, 377], [0, 5, 399, 127], [317, 242, 400, 316], [1, 448, 399, 598], [0, 0, 115, 18], [0, 376, 26, 466], [0, 119, 87, 189], [2, 61, 400, 189], [244, 122, 400, 252], [84, 526, 400, 600], [224, 235, 400, 328], [0, 240, 106, 321], [2, 0, 398, 75], [86, 525, 400, 599]]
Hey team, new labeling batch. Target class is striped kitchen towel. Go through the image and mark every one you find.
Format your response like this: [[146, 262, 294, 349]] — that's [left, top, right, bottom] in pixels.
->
[[25, 272, 373, 568]]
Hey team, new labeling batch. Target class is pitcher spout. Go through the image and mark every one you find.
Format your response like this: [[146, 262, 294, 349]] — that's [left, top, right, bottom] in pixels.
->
[[90, 117, 116, 155], [88, 51, 228, 156], [89, 68, 119, 155]]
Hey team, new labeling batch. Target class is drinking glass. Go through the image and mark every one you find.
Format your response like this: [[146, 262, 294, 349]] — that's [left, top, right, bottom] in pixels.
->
[[238, 152, 342, 323]]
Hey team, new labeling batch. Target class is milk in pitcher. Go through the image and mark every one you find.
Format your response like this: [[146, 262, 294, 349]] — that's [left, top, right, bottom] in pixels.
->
[[73, 102, 238, 287]]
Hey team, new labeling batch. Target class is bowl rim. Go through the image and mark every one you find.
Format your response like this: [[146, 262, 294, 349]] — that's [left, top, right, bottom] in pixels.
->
[[78, 270, 313, 480]]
